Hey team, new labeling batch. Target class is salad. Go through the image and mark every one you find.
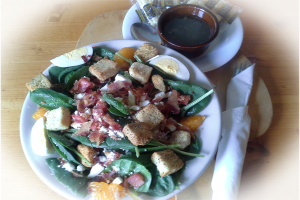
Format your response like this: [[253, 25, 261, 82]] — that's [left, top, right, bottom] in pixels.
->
[[26, 42, 213, 200]]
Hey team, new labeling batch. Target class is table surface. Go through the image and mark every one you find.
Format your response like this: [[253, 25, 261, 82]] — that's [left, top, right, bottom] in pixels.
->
[[1, 0, 299, 200]]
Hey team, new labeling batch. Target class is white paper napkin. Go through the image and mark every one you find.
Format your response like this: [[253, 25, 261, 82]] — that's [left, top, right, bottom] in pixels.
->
[[211, 64, 255, 200]]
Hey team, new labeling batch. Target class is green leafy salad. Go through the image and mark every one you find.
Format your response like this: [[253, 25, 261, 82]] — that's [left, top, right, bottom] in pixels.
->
[[26, 43, 213, 200]]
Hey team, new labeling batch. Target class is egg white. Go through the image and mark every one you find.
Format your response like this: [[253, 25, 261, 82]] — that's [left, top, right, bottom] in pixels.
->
[[149, 55, 190, 81], [50, 45, 93, 67]]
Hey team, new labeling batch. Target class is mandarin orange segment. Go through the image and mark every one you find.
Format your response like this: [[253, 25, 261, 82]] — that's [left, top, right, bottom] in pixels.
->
[[179, 115, 205, 131], [32, 107, 48, 119], [114, 47, 136, 71], [89, 182, 125, 200]]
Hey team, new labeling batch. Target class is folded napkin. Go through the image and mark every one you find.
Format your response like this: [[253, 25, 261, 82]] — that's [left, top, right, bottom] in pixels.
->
[[211, 64, 255, 200]]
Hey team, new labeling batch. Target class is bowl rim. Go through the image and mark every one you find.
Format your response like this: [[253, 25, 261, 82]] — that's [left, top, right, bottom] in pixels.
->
[[157, 4, 220, 49]]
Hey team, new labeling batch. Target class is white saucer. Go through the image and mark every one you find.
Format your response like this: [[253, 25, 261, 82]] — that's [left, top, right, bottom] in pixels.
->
[[122, 4, 244, 72]]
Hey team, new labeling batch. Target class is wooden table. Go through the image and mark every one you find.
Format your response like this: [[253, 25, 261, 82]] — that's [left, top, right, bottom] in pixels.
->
[[1, 0, 298, 200]]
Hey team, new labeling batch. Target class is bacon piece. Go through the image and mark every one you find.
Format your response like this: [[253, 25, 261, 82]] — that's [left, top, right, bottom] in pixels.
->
[[177, 93, 191, 105], [90, 120, 109, 132], [77, 99, 87, 112], [81, 55, 88, 62], [166, 90, 180, 114], [92, 108, 107, 120], [70, 77, 95, 94], [101, 171, 117, 181], [107, 81, 132, 93], [82, 91, 99, 107], [89, 131, 107, 146], [102, 114, 122, 131], [127, 173, 145, 188], [72, 121, 93, 136]]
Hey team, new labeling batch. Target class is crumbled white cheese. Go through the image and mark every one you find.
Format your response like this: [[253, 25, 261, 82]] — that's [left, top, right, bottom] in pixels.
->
[[112, 166, 120, 172], [115, 131, 125, 138], [84, 108, 92, 115], [63, 162, 75, 172], [74, 93, 85, 99], [100, 84, 109, 92], [70, 122, 81, 129], [139, 100, 150, 107], [112, 177, 123, 185], [128, 90, 135, 106], [100, 126, 108, 133], [77, 165, 86, 172], [166, 124, 177, 131], [99, 156, 107, 162], [115, 74, 132, 84], [87, 163, 105, 178], [129, 105, 140, 111], [108, 130, 115, 137], [140, 96, 146, 101]]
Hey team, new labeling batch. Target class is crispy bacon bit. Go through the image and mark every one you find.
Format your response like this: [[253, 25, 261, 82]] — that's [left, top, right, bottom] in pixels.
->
[[102, 114, 122, 131], [82, 91, 99, 107], [82, 55, 88, 62], [72, 121, 93, 136], [107, 81, 132, 93], [70, 77, 95, 94], [89, 131, 107, 146], [166, 90, 180, 114], [101, 171, 117, 181], [178, 93, 191, 105], [127, 173, 145, 188]]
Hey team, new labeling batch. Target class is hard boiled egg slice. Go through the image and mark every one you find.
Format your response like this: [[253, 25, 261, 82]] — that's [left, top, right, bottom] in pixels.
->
[[50, 46, 93, 67], [149, 55, 190, 81], [31, 117, 54, 156]]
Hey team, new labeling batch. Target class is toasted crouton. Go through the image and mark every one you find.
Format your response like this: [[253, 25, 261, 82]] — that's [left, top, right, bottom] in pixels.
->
[[26, 73, 52, 92], [136, 104, 164, 129], [134, 43, 159, 62], [151, 149, 184, 177], [152, 74, 166, 92], [129, 62, 152, 84], [123, 122, 153, 146], [169, 130, 191, 150], [45, 107, 71, 131], [77, 144, 97, 167], [89, 58, 120, 81]]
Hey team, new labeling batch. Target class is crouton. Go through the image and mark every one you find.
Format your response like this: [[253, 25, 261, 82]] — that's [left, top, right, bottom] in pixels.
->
[[89, 58, 120, 81], [45, 107, 71, 131], [123, 122, 153, 146], [151, 149, 184, 177], [134, 43, 159, 62], [169, 130, 191, 150], [152, 74, 166, 92], [77, 144, 97, 167], [129, 62, 152, 84], [26, 73, 52, 92], [136, 104, 164, 129]]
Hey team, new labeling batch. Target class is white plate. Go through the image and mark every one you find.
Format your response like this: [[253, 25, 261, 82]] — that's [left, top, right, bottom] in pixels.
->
[[20, 40, 222, 200], [122, 5, 244, 72]]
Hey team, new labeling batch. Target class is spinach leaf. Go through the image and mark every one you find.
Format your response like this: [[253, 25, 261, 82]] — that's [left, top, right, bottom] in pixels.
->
[[58, 65, 83, 83], [108, 106, 127, 117], [146, 164, 175, 197], [30, 88, 76, 111], [63, 65, 90, 92], [93, 46, 115, 60], [49, 66, 65, 84], [64, 71, 76, 84], [171, 163, 186, 189], [45, 158, 88, 197], [104, 159, 152, 193], [108, 112, 133, 127], [100, 136, 135, 151], [64, 133, 99, 148], [102, 93, 130, 115], [119, 153, 153, 168], [64, 133, 135, 151], [48, 131, 74, 146], [49, 137, 81, 165], [164, 80, 212, 116], [179, 135, 201, 161]]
